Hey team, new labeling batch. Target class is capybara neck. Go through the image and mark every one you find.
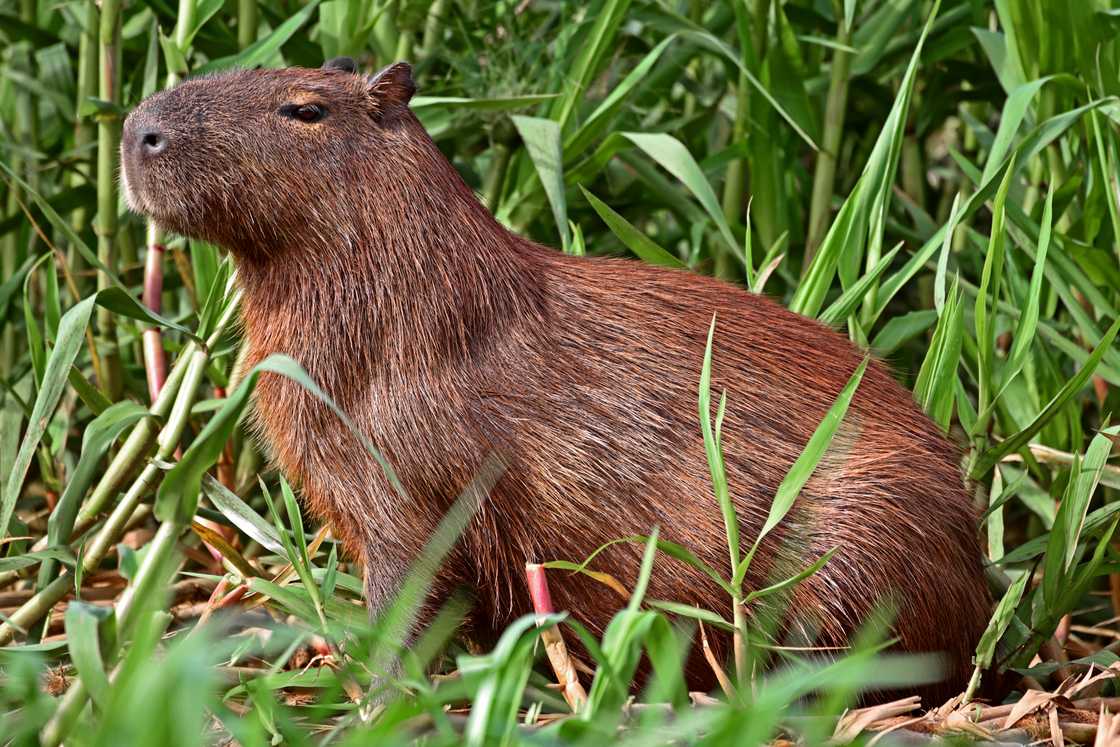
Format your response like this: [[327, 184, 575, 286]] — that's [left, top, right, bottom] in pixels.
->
[[235, 114, 547, 392]]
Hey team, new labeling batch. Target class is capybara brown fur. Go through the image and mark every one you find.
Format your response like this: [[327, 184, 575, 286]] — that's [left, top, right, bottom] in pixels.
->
[[121, 58, 992, 703]]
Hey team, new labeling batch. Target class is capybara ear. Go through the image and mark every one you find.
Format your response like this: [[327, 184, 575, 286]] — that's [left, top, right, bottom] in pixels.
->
[[322, 56, 358, 74], [367, 62, 416, 107]]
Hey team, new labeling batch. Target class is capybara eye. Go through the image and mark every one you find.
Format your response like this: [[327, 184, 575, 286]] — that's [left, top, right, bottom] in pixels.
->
[[279, 103, 326, 123]]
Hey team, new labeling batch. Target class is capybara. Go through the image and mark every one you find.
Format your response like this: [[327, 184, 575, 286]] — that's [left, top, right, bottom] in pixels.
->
[[121, 57, 991, 703]]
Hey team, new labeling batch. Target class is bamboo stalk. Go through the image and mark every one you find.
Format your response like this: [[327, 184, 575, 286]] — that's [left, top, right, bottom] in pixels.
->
[[95, 0, 124, 398], [804, 20, 852, 269], [0, 289, 241, 644], [421, 0, 446, 55], [68, 0, 99, 295], [41, 532, 182, 747], [718, 71, 749, 281], [0, 353, 206, 646], [1, 40, 35, 376], [237, 0, 258, 50], [0, 344, 188, 589]]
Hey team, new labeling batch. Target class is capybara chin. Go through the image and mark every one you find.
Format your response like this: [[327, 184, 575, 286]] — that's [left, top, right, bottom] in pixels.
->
[[122, 57, 991, 703]]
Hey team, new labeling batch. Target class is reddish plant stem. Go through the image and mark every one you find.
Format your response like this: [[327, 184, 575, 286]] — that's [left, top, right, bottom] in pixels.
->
[[216, 583, 248, 610], [142, 242, 168, 403], [527, 562, 554, 616], [193, 576, 230, 631], [525, 562, 588, 712]]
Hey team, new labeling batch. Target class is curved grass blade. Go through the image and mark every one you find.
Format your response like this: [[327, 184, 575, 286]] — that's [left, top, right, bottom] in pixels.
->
[[735, 357, 869, 586], [0, 295, 96, 541], [580, 187, 684, 269]]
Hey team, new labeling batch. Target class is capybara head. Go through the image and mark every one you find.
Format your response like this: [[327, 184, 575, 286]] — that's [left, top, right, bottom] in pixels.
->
[[121, 58, 417, 256]]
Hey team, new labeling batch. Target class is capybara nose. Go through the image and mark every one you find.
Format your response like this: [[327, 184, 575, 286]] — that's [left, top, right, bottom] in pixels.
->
[[139, 129, 168, 157]]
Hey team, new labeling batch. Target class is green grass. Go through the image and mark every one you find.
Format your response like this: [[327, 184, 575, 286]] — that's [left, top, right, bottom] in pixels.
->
[[2, 0, 1120, 744]]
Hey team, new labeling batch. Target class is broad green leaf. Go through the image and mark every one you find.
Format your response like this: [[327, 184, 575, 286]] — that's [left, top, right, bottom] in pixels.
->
[[791, 179, 865, 317], [628, 529, 660, 614], [203, 476, 285, 555], [743, 547, 838, 604], [64, 602, 113, 709], [981, 77, 1053, 186], [549, 0, 634, 132], [158, 30, 188, 78], [647, 600, 733, 631], [565, 35, 677, 156], [624, 132, 737, 257], [819, 243, 902, 326], [999, 182, 1053, 396], [973, 156, 1016, 431], [141, 17, 159, 98], [279, 476, 325, 626], [973, 570, 1029, 670], [194, 0, 323, 74], [512, 116, 570, 251], [411, 94, 557, 112], [0, 547, 76, 573], [934, 193, 963, 314], [870, 310, 938, 356], [183, 0, 226, 48]]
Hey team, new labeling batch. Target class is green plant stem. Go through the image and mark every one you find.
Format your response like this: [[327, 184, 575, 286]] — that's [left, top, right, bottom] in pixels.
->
[[733, 602, 748, 689], [0, 353, 204, 647], [482, 143, 512, 212], [750, 0, 770, 58], [40, 523, 182, 747], [0, 290, 241, 643], [804, 21, 852, 269], [1, 42, 34, 377], [237, 0, 258, 49], [395, 30, 414, 62], [68, 0, 100, 297], [373, 0, 401, 63], [1, 197, 19, 377], [95, 0, 124, 398], [718, 72, 749, 281], [421, 0, 446, 54]]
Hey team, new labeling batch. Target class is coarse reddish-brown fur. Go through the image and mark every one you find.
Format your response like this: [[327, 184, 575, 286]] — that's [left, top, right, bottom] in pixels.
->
[[121, 59, 992, 703]]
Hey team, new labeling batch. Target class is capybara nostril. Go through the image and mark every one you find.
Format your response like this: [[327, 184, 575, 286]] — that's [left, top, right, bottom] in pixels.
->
[[140, 130, 167, 156]]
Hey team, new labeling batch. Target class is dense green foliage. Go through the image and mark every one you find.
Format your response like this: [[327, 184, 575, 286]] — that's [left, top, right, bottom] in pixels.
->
[[1, 0, 1120, 744]]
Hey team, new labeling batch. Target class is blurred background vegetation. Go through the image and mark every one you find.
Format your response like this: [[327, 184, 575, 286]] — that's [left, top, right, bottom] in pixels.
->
[[2, 0, 1120, 744]]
